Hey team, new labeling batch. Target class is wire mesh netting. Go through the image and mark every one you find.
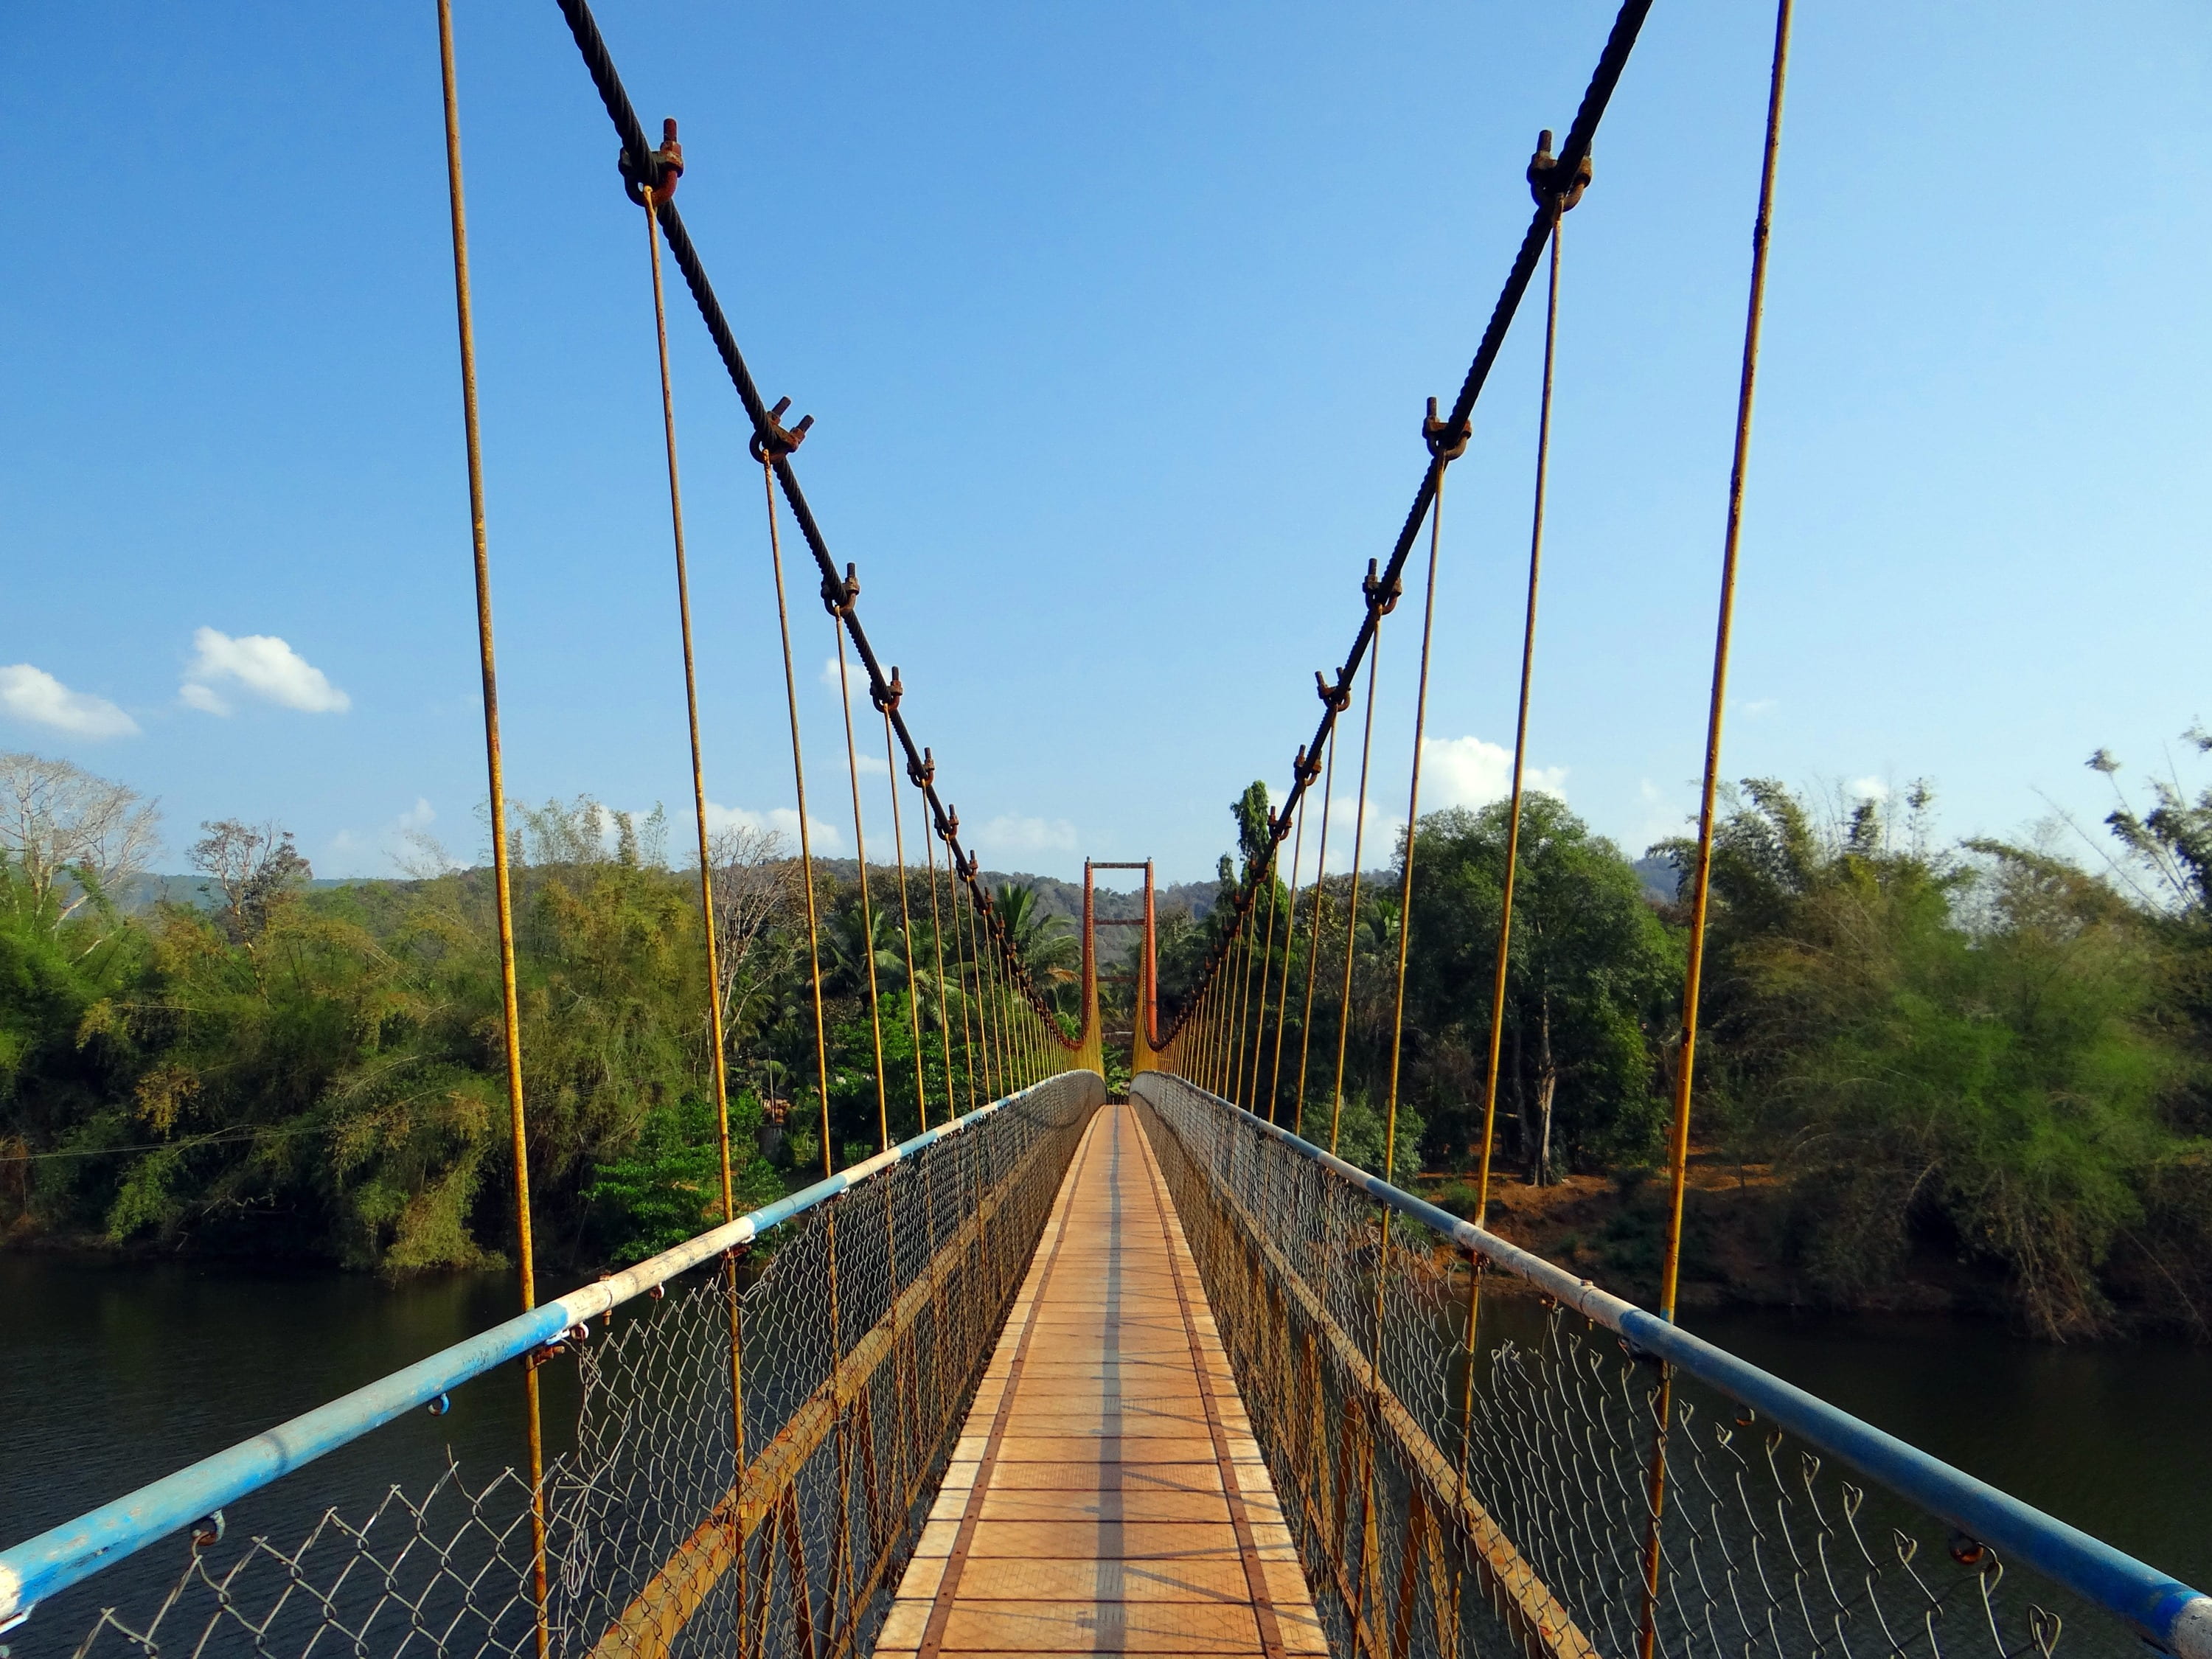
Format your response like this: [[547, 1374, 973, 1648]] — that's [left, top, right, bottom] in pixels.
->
[[1133, 1071, 2109, 1659], [48, 1072, 1101, 1659]]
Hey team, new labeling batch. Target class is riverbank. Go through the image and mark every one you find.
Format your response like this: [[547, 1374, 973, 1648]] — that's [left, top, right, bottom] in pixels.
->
[[6, 1243, 2208, 1659], [15, 1145, 2206, 1340], [1413, 1149, 2210, 1339]]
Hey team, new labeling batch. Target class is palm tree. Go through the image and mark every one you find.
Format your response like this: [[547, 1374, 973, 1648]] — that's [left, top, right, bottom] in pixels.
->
[[822, 894, 908, 998], [992, 882, 1080, 1011]]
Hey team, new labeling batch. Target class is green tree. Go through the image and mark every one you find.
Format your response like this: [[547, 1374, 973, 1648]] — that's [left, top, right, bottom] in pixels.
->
[[1406, 797, 1680, 1183], [0, 752, 161, 931], [1676, 779, 2207, 1338], [992, 882, 1078, 1010]]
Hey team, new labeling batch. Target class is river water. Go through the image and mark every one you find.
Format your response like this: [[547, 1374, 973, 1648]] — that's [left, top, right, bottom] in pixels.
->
[[1690, 1305, 2212, 1615], [2, 1256, 2206, 1653]]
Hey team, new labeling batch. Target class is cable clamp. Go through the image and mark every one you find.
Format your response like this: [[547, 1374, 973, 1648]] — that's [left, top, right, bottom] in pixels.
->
[[1422, 395, 1470, 462], [1947, 1532, 1992, 1571], [909, 745, 936, 790], [1526, 128, 1591, 213], [524, 1323, 590, 1370], [619, 117, 684, 206], [1315, 669, 1351, 712], [1295, 743, 1322, 786], [749, 395, 815, 464], [871, 665, 904, 714], [1363, 558, 1402, 616], [822, 561, 859, 618]]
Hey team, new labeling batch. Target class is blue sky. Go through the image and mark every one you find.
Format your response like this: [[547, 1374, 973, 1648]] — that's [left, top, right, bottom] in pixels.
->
[[4, 2, 2207, 888]]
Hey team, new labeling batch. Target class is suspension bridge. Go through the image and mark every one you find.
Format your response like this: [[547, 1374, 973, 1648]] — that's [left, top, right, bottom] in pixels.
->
[[3, 3, 2207, 1659]]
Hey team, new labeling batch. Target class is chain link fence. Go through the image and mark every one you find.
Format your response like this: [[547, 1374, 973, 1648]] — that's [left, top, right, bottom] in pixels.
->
[[1132, 1071, 2203, 1659], [10, 1067, 2202, 1659], [9, 1072, 1102, 1659]]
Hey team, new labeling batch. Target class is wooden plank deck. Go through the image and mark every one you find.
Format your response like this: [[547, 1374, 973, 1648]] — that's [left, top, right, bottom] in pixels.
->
[[877, 1102, 1326, 1658]]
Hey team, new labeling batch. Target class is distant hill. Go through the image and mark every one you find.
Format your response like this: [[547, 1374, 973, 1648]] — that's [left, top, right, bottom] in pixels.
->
[[1632, 855, 1679, 902], [114, 873, 358, 913], [109, 860, 1418, 957]]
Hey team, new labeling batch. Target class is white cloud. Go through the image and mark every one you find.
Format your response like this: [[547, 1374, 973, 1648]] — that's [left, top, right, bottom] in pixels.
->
[[1293, 737, 1567, 876], [706, 801, 844, 855], [973, 814, 1078, 855], [1848, 776, 1891, 802], [818, 652, 915, 742], [0, 664, 139, 738], [1633, 778, 1684, 851], [1739, 698, 1778, 720], [1419, 734, 1566, 812], [1315, 793, 1403, 874], [820, 654, 875, 709], [181, 627, 350, 715], [807, 658, 900, 773], [313, 801, 451, 878]]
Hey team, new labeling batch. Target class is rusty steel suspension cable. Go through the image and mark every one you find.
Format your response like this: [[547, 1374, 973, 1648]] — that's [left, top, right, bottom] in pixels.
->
[[829, 600, 891, 1152], [631, 158, 753, 1623], [1639, 5, 1794, 1655], [432, 7, 547, 1648], [1226, 904, 1253, 1105], [762, 451, 858, 1621], [554, 0, 1078, 1056], [1328, 598, 1389, 1155], [965, 877, 1000, 1098], [1461, 164, 1577, 1484], [1292, 719, 1340, 1137], [1363, 445, 1458, 1461], [1245, 844, 1283, 1114], [1197, 987, 1214, 1092], [1201, 973, 1220, 1091], [914, 752, 959, 1126], [953, 855, 978, 1108], [1147, 0, 1653, 1048], [1239, 854, 1271, 1105], [1266, 772, 1311, 1119], [1475, 145, 1582, 1213], [1380, 462, 1454, 1189], [1007, 915, 1032, 1083], [943, 829, 981, 1110], [1240, 849, 1275, 1105], [548, 0, 1663, 1078], [968, 882, 995, 1096], [981, 884, 1008, 1096], [877, 684, 928, 1130], [635, 168, 740, 1231], [759, 457, 835, 1178]]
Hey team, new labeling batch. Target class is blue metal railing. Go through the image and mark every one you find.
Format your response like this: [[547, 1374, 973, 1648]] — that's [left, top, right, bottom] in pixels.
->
[[1130, 1072, 2212, 1659], [0, 1077, 1077, 1635]]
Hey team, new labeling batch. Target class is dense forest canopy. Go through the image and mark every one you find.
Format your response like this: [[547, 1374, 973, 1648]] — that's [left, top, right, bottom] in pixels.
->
[[0, 761, 1074, 1273], [5, 737, 2211, 1340], [1150, 740, 2212, 1340]]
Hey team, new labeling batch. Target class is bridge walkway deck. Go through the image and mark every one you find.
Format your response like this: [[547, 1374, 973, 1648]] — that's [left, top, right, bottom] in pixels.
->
[[877, 1100, 1325, 1657]]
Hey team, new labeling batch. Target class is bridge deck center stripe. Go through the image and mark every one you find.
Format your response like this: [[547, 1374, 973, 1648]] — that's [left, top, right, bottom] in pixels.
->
[[911, 1105, 1103, 1658], [880, 1102, 1324, 1657], [1128, 1100, 1289, 1659]]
